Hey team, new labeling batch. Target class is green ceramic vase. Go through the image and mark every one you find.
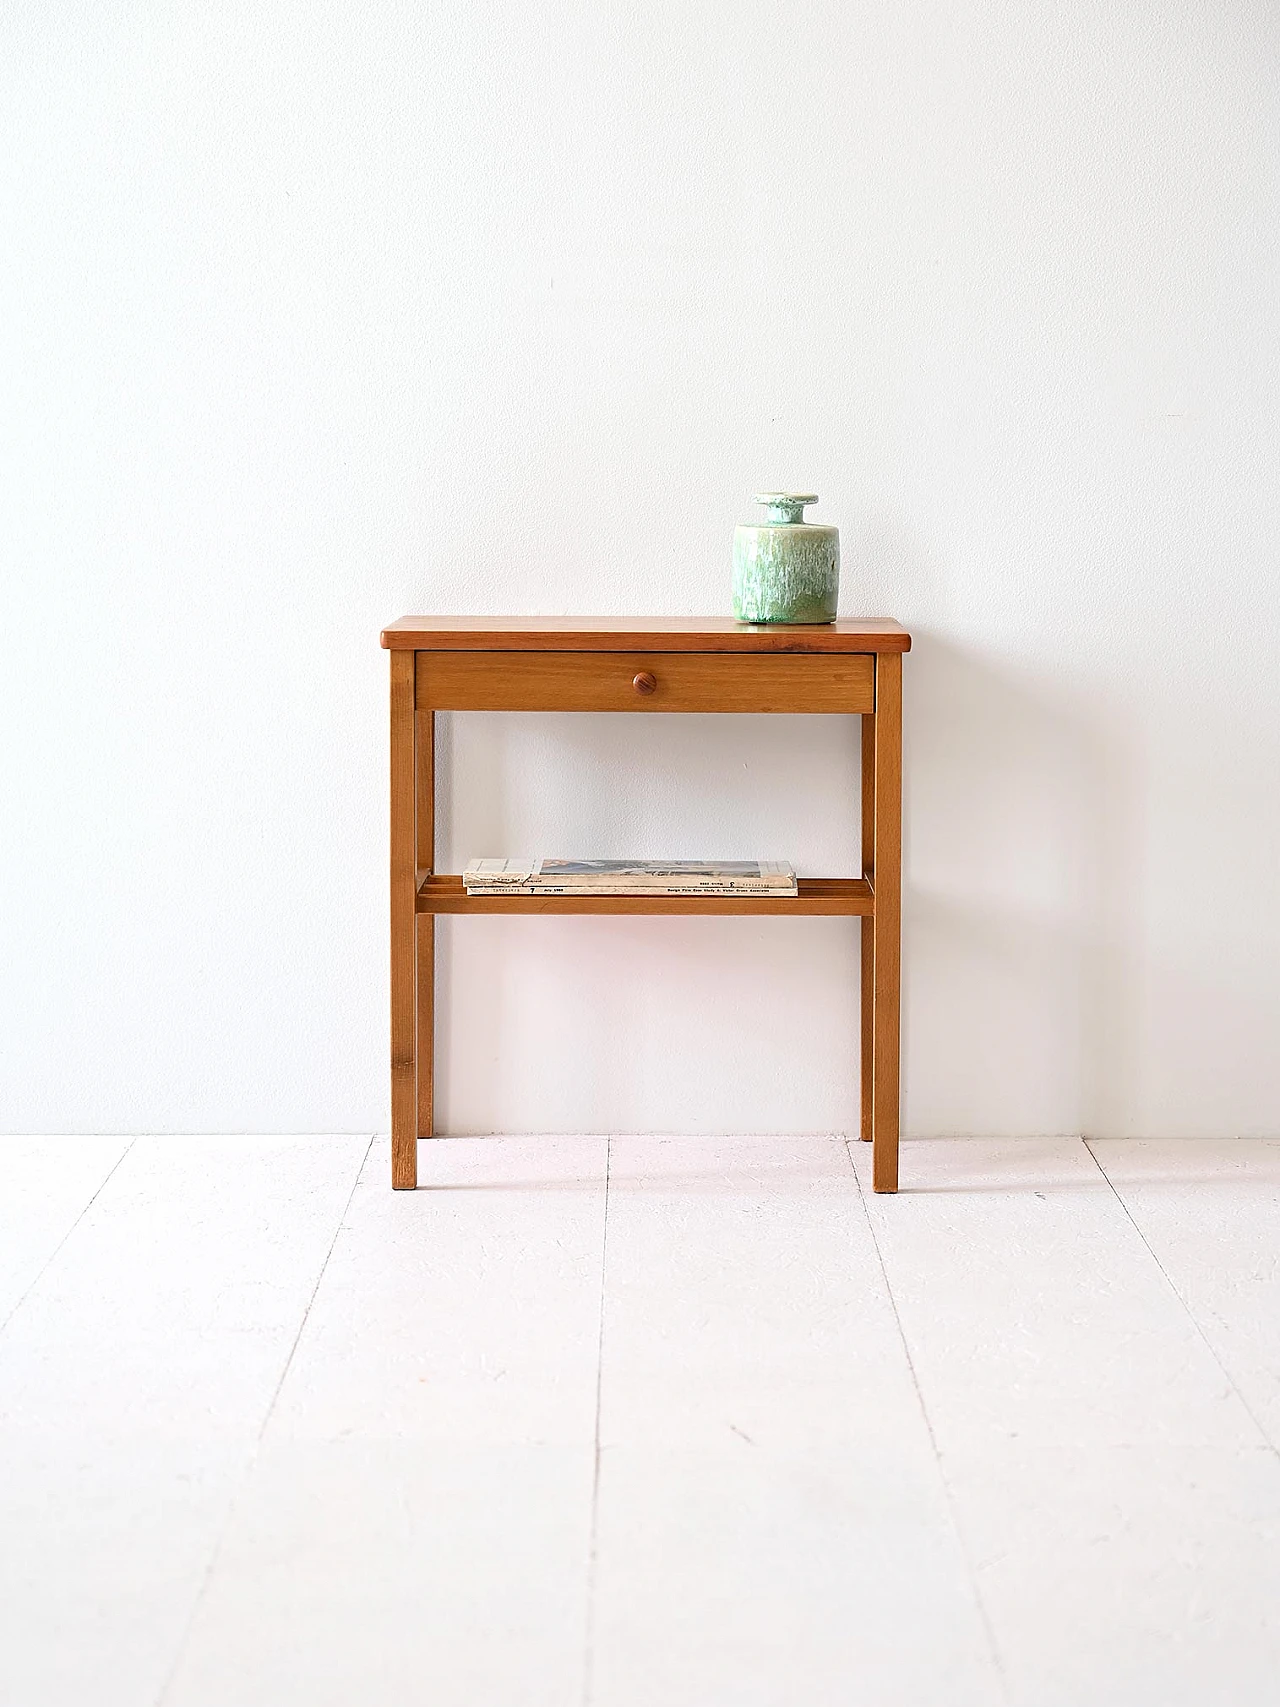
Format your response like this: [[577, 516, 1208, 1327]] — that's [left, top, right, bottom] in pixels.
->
[[732, 493, 839, 624]]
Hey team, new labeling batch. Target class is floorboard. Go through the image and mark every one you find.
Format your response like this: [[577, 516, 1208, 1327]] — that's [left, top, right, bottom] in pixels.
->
[[163, 1442, 593, 1707], [3, 1135, 1280, 1706], [851, 1137, 1280, 1707], [265, 1135, 609, 1447], [589, 1136, 999, 1707], [0, 1135, 131, 1326], [166, 1137, 607, 1706], [0, 1135, 368, 1707], [1090, 1137, 1280, 1450]]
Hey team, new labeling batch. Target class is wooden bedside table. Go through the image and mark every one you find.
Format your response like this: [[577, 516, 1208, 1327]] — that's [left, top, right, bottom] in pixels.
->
[[380, 616, 911, 1193]]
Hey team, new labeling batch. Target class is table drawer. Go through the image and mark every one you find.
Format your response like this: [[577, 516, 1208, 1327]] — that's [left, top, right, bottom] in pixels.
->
[[415, 650, 875, 713]]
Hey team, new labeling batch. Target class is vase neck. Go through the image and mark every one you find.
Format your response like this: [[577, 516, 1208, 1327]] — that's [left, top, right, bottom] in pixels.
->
[[755, 492, 817, 525]]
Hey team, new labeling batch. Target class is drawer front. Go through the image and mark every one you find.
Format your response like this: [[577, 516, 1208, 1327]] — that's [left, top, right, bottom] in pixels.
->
[[416, 650, 875, 713]]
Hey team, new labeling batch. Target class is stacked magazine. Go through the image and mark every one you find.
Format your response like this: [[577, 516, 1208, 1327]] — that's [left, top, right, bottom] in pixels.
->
[[463, 859, 798, 897]]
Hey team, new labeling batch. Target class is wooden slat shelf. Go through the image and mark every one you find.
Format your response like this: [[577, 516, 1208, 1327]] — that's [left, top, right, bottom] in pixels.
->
[[416, 876, 874, 916]]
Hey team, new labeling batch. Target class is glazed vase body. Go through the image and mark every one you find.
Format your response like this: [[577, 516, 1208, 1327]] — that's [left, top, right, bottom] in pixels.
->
[[732, 494, 839, 624]]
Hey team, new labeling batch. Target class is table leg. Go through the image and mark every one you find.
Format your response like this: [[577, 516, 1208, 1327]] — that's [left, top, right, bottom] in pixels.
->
[[416, 707, 435, 1141], [860, 710, 875, 1142], [390, 650, 418, 1188], [871, 653, 902, 1193]]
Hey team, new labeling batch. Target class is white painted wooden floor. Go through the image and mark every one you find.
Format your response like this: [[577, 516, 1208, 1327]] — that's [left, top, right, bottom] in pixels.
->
[[3, 1136, 1280, 1707]]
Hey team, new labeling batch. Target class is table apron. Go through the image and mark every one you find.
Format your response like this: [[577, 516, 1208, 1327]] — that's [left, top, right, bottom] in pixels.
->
[[414, 650, 876, 714]]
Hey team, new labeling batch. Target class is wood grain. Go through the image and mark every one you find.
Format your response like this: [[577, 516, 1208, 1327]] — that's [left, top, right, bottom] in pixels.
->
[[415, 650, 875, 714], [415, 704, 434, 1141], [415, 876, 873, 916], [389, 650, 417, 1189], [871, 653, 902, 1193], [860, 709, 876, 1143], [383, 613, 909, 1193], [382, 615, 911, 654]]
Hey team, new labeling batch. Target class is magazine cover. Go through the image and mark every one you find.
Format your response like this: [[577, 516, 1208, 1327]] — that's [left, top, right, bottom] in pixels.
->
[[464, 858, 795, 889]]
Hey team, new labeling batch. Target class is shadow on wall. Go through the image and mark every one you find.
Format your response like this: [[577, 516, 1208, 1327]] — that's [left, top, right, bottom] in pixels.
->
[[421, 609, 1152, 1139], [904, 634, 1140, 1139], [427, 703, 863, 1135]]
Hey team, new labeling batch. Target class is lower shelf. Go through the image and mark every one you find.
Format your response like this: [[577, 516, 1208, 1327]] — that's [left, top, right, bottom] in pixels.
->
[[415, 876, 874, 916]]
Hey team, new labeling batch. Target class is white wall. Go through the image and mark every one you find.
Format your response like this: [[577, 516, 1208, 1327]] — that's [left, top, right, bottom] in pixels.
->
[[3, 1, 1278, 1138]]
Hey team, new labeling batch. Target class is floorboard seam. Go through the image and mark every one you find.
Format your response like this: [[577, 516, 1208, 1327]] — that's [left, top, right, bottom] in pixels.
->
[[1083, 1137, 1280, 1460], [581, 1135, 612, 1707], [152, 1133, 374, 1707], [0, 1136, 136, 1338], [254, 1134, 376, 1447], [847, 1140, 1009, 1703]]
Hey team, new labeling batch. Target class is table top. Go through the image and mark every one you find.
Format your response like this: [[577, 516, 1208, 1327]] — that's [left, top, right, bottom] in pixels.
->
[[381, 616, 911, 653]]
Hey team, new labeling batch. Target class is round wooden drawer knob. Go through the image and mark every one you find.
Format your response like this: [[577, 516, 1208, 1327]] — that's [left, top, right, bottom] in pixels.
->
[[632, 671, 657, 695]]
